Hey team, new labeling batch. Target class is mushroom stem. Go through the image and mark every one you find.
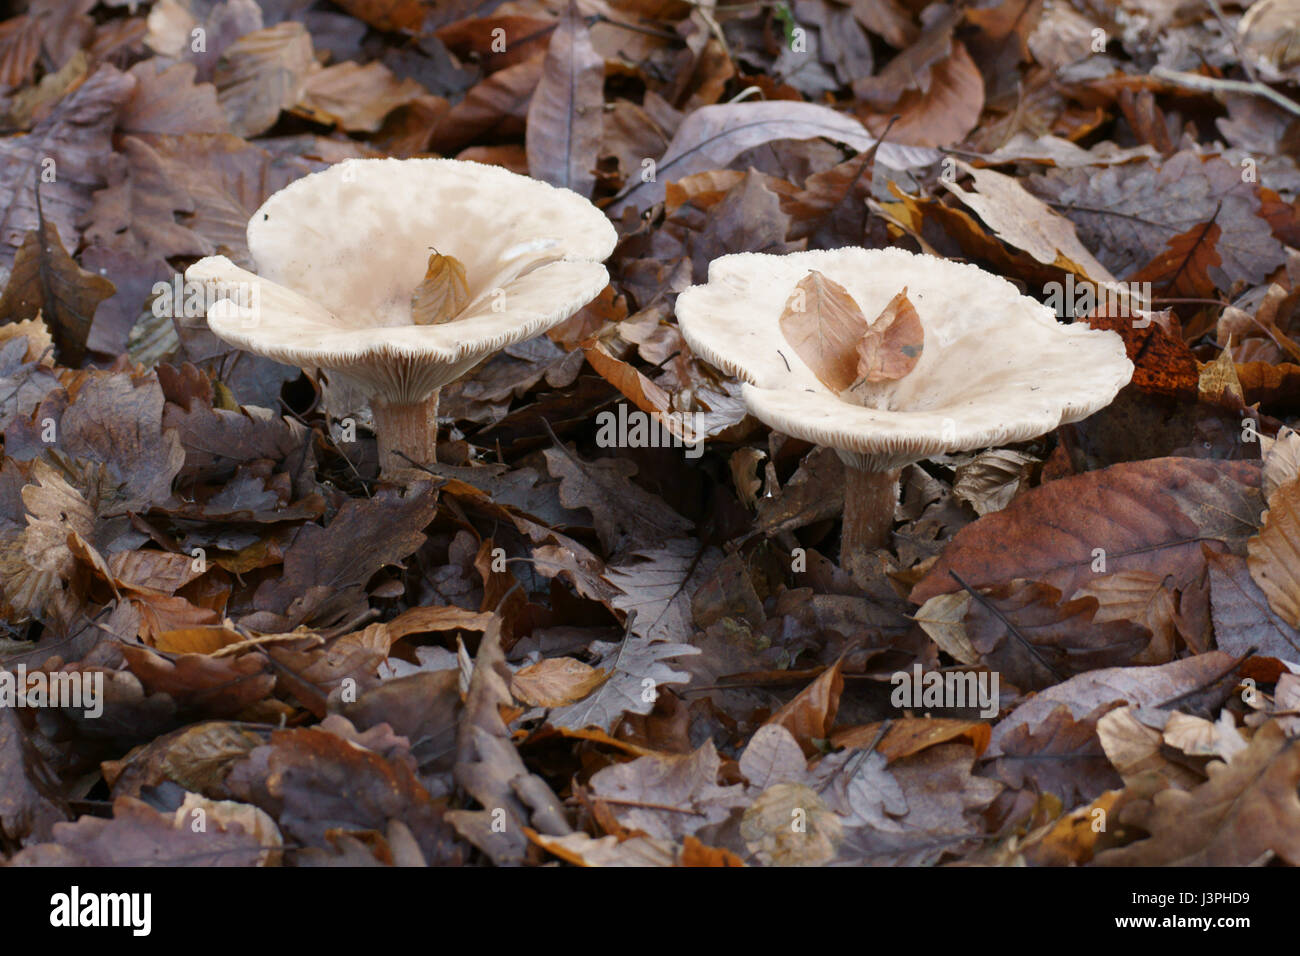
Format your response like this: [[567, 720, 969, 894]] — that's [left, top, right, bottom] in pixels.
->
[[372, 389, 440, 475], [841, 466, 900, 566]]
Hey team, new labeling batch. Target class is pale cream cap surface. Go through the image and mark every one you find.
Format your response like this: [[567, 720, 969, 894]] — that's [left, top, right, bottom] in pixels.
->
[[188, 158, 617, 403], [676, 248, 1134, 471]]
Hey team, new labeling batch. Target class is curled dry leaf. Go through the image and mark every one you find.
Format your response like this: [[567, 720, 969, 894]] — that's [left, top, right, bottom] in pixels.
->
[[1162, 711, 1249, 761], [853, 287, 923, 387], [951, 449, 1037, 516], [765, 656, 845, 755], [409, 250, 471, 326], [1262, 427, 1300, 501]]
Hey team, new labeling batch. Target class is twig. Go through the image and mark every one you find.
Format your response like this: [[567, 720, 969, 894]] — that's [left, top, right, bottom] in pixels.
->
[[1159, 200, 1222, 298], [818, 718, 892, 794], [1150, 65, 1300, 118], [1204, 0, 1257, 84], [588, 13, 682, 42], [949, 570, 1066, 683]]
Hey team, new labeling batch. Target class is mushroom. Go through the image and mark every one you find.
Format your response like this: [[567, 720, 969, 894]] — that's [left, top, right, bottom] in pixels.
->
[[675, 248, 1133, 573], [186, 158, 616, 475]]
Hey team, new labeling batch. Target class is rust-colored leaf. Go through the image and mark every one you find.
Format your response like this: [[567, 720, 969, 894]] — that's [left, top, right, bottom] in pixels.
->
[[779, 271, 871, 392], [854, 287, 923, 385], [764, 657, 845, 755]]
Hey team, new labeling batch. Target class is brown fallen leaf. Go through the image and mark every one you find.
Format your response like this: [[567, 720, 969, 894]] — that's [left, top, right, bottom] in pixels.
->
[[240, 481, 440, 632], [984, 702, 1123, 806], [832, 742, 1002, 866], [588, 740, 749, 840], [741, 782, 843, 865], [765, 656, 845, 755], [528, 830, 678, 866], [330, 0, 431, 32], [1262, 428, 1300, 501], [1021, 789, 1127, 865], [1130, 221, 1223, 301], [294, 61, 424, 133], [1096, 721, 1300, 866], [511, 657, 608, 707], [226, 717, 464, 865], [911, 458, 1262, 611], [1247, 477, 1300, 629], [609, 100, 919, 216], [7, 794, 278, 867], [120, 643, 276, 718], [1209, 549, 1300, 660], [525, 1, 604, 199], [0, 64, 134, 276], [101, 721, 266, 798], [951, 449, 1037, 516], [0, 706, 69, 846], [1030, 151, 1284, 287], [446, 618, 572, 864], [941, 161, 1117, 284], [988, 652, 1240, 758], [830, 717, 991, 761], [212, 22, 315, 139], [0, 198, 115, 366], [963, 578, 1151, 690], [861, 42, 984, 148], [542, 441, 693, 554], [409, 250, 471, 326], [432, 55, 544, 153], [1072, 570, 1183, 664], [853, 287, 923, 386], [779, 270, 871, 392]]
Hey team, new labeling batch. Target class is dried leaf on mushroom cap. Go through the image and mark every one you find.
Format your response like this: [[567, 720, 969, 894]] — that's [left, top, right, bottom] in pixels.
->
[[186, 158, 617, 406], [778, 273, 924, 406], [853, 288, 923, 388], [778, 271, 870, 393], [410, 250, 471, 326], [677, 247, 1133, 472]]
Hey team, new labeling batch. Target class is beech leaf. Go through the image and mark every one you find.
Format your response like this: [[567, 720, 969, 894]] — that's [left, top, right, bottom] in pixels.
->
[[779, 270, 870, 392], [1247, 477, 1300, 629], [409, 250, 471, 326], [854, 287, 923, 385]]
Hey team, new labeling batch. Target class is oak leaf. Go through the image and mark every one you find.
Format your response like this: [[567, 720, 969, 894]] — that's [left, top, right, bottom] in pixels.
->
[[1097, 721, 1300, 866]]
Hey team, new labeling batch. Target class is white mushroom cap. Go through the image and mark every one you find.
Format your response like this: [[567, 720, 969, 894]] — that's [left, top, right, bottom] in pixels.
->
[[676, 248, 1133, 472], [187, 158, 617, 404]]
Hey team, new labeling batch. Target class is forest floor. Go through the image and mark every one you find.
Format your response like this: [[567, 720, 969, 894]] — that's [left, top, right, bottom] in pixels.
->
[[2, 0, 1300, 869]]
